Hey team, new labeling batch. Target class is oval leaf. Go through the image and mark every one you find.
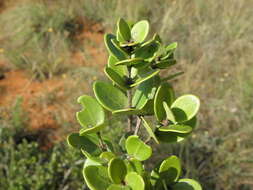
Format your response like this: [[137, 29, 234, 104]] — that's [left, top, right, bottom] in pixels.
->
[[173, 179, 202, 190], [117, 18, 131, 42], [171, 95, 200, 122], [126, 135, 152, 161], [108, 158, 127, 184], [107, 184, 131, 190], [141, 116, 159, 144], [93, 81, 128, 111], [104, 34, 128, 60], [130, 69, 160, 87], [83, 165, 111, 190], [67, 133, 100, 155], [104, 67, 129, 90], [108, 55, 127, 77], [158, 125, 193, 134], [115, 57, 146, 68], [125, 172, 145, 190], [132, 76, 160, 109], [131, 20, 149, 43], [126, 158, 144, 175], [159, 155, 181, 184], [154, 83, 175, 121], [76, 95, 105, 128], [79, 123, 106, 136]]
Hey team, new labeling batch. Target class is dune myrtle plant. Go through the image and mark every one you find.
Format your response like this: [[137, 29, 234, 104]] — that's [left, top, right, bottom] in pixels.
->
[[67, 18, 202, 190]]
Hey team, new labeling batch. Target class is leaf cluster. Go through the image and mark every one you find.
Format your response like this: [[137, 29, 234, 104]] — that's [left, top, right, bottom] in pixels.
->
[[68, 18, 202, 190]]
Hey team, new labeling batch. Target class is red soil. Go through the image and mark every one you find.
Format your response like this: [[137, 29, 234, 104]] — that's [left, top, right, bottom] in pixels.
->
[[0, 22, 107, 144]]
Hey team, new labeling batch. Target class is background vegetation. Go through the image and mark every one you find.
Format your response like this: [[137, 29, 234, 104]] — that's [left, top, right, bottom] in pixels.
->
[[0, 0, 252, 189]]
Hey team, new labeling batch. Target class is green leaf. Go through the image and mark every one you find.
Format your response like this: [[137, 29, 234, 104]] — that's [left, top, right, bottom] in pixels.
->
[[67, 133, 100, 155], [138, 100, 154, 115], [183, 116, 197, 128], [93, 81, 128, 111], [126, 135, 152, 161], [108, 55, 127, 77], [132, 76, 160, 109], [115, 58, 147, 68], [99, 151, 116, 162], [171, 95, 200, 122], [104, 34, 128, 60], [131, 20, 149, 43], [76, 95, 105, 128], [125, 172, 145, 190], [159, 155, 181, 184], [154, 83, 175, 121], [162, 71, 184, 82], [173, 179, 202, 190], [112, 108, 141, 115], [104, 67, 129, 90], [155, 129, 191, 143], [126, 158, 144, 175], [165, 42, 178, 52], [154, 59, 176, 69], [108, 158, 127, 184], [117, 18, 131, 42], [79, 123, 106, 136], [130, 69, 160, 87], [84, 158, 102, 167], [134, 40, 160, 60], [83, 165, 111, 190], [163, 102, 176, 123], [158, 125, 193, 134], [107, 184, 131, 190], [141, 117, 159, 144]]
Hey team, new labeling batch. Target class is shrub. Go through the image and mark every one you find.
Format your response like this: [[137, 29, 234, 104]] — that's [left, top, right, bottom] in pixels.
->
[[67, 18, 202, 190]]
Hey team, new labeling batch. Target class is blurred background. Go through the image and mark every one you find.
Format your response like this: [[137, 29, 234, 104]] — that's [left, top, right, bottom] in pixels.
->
[[0, 0, 252, 189]]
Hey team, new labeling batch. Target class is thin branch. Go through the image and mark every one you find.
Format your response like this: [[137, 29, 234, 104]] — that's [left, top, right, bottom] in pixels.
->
[[96, 132, 107, 151], [134, 116, 142, 135]]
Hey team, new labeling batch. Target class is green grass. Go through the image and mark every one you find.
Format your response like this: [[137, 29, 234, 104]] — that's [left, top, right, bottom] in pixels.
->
[[0, 1, 83, 79]]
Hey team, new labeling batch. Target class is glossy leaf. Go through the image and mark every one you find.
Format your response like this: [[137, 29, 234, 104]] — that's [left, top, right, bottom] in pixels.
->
[[130, 69, 160, 87], [76, 95, 105, 128], [158, 124, 193, 134], [132, 76, 160, 109], [108, 55, 127, 77], [155, 129, 190, 143], [99, 152, 116, 162], [79, 123, 106, 136], [83, 165, 111, 190], [67, 133, 100, 155], [173, 179, 202, 190], [115, 57, 146, 68], [126, 135, 152, 161], [104, 34, 128, 60], [162, 71, 184, 82], [141, 116, 159, 144], [108, 158, 127, 184], [104, 67, 128, 90], [117, 18, 131, 42], [159, 155, 181, 184], [154, 83, 175, 121], [155, 59, 176, 69], [131, 20, 149, 43], [134, 41, 160, 60], [165, 42, 178, 52], [171, 95, 200, 122], [163, 101, 176, 123], [107, 184, 131, 190], [93, 81, 128, 111], [112, 108, 142, 115], [126, 158, 144, 175], [125, 172, 145, 190]]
